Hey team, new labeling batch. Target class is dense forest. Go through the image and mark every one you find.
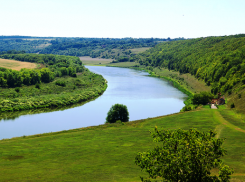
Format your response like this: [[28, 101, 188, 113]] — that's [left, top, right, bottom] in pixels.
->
[[0, 36, 185, 61], [134, 34, 245, 96]]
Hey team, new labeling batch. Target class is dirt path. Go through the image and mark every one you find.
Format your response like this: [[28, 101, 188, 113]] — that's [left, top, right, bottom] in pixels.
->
[[211, 104, 217, 109], [214, 110, 245, 133]]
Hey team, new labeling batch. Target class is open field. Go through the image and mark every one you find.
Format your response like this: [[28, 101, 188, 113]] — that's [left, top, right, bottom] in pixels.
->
[[107, 62, 140, 67], [0, 106, 245, 181], [0, 58, 38, 71], [129, 47, 151, 54], [80, 56, 113, 66]]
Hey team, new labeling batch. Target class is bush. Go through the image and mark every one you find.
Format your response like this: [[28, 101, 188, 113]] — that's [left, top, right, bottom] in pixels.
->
[[106, 104, 129, 123], [55, 80, 66, 87], [35, 83, 40, 89], [181, 105, 192, 112], [15, 87, 20, 92], [192, 91, 213, 105], [228, 89, 232, 95]]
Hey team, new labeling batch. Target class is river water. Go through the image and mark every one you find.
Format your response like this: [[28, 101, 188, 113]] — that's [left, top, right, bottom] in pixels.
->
[[0, 66, 187, 140]]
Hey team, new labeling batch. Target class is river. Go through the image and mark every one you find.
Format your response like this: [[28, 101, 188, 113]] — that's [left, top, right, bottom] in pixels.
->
[[0, 66, 187, 140]]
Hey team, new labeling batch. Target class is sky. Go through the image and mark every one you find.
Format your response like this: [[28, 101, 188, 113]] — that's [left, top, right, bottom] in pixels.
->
[[0, 0, 245, 39]]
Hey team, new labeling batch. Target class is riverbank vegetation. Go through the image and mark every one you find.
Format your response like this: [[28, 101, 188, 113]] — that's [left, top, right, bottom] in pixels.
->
[[131, 34, 245, 113], [0, 106, 244, 181], [0, 53, 107, 112]]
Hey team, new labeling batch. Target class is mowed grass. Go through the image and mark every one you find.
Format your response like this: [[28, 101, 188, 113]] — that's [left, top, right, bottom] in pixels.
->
[[0, 58, 38, 71], [107, 62, 140, 68], [129, 47, 151, 54], [0, 108, 245, 181], [80, 56, 113, 66]]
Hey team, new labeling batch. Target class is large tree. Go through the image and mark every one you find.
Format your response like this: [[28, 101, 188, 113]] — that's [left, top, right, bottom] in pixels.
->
[[106, 104, 129, 123], [135, 128, 233, 182]]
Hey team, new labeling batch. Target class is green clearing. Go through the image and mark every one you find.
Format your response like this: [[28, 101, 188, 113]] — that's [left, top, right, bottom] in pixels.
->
[[129, 47, 151, 54], [1, 107, 245, 181], [80, 56, 113, 66]]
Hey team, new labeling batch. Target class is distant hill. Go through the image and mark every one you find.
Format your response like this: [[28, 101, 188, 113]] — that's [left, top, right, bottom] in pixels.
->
[[0, 36, 185, 60], [134, 34, 245, 113]]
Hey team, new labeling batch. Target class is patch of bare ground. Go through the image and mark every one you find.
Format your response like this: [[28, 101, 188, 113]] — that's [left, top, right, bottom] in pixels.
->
[[0, 58, 38, 71]]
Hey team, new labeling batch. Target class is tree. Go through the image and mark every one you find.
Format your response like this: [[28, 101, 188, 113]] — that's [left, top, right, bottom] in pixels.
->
[[135, 128, 233, 182], [192, 91, 214, 105], [106, 104, 129, 123]]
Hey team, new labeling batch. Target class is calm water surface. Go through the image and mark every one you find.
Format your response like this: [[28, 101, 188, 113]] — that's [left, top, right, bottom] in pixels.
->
[[0, 66, 187, 140]]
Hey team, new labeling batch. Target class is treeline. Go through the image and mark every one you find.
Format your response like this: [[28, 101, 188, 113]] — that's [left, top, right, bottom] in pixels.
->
[[0, 39, 51, 53], [134, 34, 245, 95], [0, 36, 185, 59], [0, 53, 84, 87], [40, 37, 185, 59]]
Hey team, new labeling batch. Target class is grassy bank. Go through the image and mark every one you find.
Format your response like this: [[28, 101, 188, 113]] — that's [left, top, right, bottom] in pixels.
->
[[0, 107, 245, 181]]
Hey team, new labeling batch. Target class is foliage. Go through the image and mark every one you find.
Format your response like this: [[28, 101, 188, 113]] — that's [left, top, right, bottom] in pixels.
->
[[106, 104, 129, 123], [134, 34, 245, 95], [192, 91, 214, 105], [0, 37, 50, 53], [0, 53, 84, 88], [0, 68, 107, 112], [135, 127, 233, 182], [0, 36, 185, 62], [55, 80, 66, 87]]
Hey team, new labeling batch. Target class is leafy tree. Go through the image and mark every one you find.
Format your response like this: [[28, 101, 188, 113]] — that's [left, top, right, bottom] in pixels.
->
[[192, 91, 214, 105], [135, 128, 233, 182], [106, 104, 129, 123]]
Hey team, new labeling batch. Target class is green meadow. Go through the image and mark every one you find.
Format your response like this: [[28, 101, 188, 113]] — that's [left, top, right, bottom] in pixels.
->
[[1, 106, 245, 181]]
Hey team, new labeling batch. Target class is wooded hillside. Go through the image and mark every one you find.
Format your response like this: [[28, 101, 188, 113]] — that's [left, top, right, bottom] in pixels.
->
[[135, 34, 245, 96]]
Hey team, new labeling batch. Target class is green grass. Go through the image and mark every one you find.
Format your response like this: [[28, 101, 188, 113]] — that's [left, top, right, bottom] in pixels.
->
[[129, 47, 151, 54], [1, 107, 245, 181], [80, 56, 113, 66], [106, 62, 140, 68]]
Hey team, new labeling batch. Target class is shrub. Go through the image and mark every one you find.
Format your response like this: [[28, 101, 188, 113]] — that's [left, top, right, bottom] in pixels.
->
[[192, 92, 213, 105], [55, 80, 66, 87], [106, 104, 129, 123], [238, 93, 242, 99], [181, 105, 192, 111], [35, 83, 41, 89], [228, 89, 232, 95], [15, 87, 20, 92]]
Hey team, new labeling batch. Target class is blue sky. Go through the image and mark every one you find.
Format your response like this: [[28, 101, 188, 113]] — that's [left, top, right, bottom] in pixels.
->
[[0, 0, 245, 38]]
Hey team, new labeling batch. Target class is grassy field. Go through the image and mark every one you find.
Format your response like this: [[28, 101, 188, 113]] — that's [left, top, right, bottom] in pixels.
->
[[129, 47, 151, 54], [0, 58, 38, 71], [0, 106, 245, 181], [80, 56, 113, 66]]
